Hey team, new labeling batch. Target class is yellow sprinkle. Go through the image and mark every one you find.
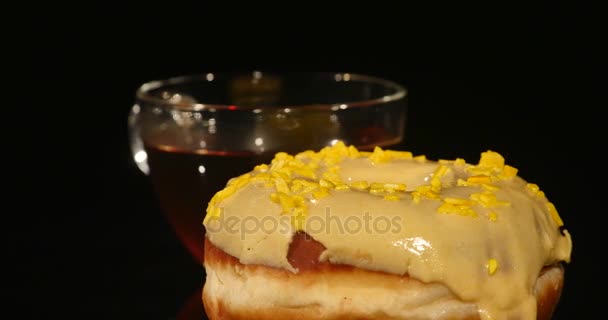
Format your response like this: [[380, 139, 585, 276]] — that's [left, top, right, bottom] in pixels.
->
[[384, 194, 401, 201], [536, 191, 546, 199], [454, 158, 466, 165], [254, 164, 269, 172], [487, 259, 498, 275], [471, 192, 510, 207], [488, 211, 498, 222], [288, 158, 306, 168], [350, 181, 370, 190], [546, 202, 564, 226], [251, 173, 271, 180], [431, 165, 450, 192], [526, 183, 540, 194], [274, 152, 293, 161], [326, 178, 344, 186], [295, 150, 315, 159], [230, 173, 251, 189], [481, 183, 499, 192], [370, 146, 389, 163], [467, 175, 492, 184], [278, 192, 295, 214], [412, 185, 440, 202], [292, 195, 305, 207], [430, 177, 442, 193], [290, 182, 303, 193], [369, 188, 384, 195], [386, 150, 413, 159], [306, 161, 320, 170], [273, 177, 290, 193], [275, 167, 293, 178], [383, 183, 407, 191], [466, 166, 494, 176], [370, 182, 385, 189], [291, 167, 316, 179], [369, 182, 384, 189], [203, 206, 221, 224], [443, 197, 475, 206], [478, 193, 497, 207], [412, 192, 422, 204], [437, 203, 478, 217], [433, 164, 449, 178], [322, 172, 342, 185], [414, 155, 427, 162], [319, 179, 335, 189], [330, 141, 349, 156], [423, 193, 440, 201], [502, 165, 518, 178], [347, 145, 360, 158], [457, 178, 469, 187], [271, 171, 290, 181], [334, 183, 350, 191], [478, 151, 505, 169], [269, 159, 285, 170], [291, 179, 319, 194], [312, 187, 330, 199], [270, 192, 280, 203]]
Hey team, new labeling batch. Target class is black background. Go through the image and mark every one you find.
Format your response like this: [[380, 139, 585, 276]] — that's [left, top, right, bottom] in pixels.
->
[[19, 3, 601, 319]]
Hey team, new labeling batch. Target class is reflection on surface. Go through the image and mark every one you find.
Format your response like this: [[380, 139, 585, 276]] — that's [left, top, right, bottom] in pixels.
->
[[392, 237, 432, 257]]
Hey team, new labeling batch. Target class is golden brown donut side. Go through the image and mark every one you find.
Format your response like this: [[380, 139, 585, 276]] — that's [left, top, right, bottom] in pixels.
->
[[202, 238, 564, 320]]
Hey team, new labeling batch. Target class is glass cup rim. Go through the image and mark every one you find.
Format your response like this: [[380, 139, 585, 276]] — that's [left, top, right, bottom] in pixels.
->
[[135, 71, 407, 111]]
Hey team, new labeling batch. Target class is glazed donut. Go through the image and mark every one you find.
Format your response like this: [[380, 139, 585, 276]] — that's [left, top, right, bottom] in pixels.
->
[[202, 142, 572, 320]]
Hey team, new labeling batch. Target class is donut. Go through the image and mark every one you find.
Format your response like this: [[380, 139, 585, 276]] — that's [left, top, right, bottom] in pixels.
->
[[201, 142, 572, 320]]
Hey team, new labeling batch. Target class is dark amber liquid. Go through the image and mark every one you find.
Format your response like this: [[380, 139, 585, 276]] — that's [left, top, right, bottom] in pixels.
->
[[145, 144, 275, 264]]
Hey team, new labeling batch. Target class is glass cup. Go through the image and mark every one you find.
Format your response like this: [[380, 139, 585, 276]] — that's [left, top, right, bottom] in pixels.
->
[[128, 71, 407, 264]]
